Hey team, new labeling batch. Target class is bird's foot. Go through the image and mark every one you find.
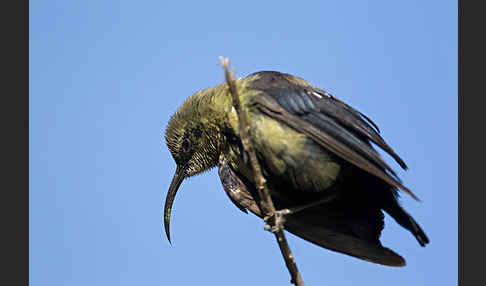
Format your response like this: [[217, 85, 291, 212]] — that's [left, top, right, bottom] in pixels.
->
[[263, 194, 338, 233], [263, 209, 290, 233]]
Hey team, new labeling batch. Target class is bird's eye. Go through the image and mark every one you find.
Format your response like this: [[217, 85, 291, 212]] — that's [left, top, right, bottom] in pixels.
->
[[181, 138, 191, 153]]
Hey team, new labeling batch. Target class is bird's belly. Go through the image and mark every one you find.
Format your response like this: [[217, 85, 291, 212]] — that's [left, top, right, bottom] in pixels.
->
[[252, 114, 343, 193]]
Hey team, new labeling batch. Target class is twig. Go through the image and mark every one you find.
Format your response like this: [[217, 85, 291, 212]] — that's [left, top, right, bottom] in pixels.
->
[[219, 57, 305, 286]]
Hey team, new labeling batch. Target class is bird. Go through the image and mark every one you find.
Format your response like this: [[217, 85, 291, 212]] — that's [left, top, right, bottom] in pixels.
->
[[164, 70, 429, 266]]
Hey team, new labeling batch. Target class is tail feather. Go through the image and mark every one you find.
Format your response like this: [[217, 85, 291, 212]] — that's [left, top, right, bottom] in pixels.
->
[[284, 212, 406, 267]]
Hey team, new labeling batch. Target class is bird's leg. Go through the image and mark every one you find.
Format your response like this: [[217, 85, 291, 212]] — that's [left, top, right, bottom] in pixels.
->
[[264, 193, 338, 233]]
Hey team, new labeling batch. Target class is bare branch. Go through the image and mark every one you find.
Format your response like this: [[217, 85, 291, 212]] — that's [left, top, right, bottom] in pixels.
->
[[219, 56, 305, 286]]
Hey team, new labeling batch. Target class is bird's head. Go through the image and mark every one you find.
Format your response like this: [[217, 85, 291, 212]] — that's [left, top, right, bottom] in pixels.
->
[[163, 90, 224, 243]]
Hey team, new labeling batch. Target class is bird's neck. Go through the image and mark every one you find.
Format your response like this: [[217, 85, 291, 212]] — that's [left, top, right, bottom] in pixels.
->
[[185, 79, 257, 171]]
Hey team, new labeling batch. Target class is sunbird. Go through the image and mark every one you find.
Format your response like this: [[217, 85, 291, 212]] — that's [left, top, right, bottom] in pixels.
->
[[164, 71, 429, 266]]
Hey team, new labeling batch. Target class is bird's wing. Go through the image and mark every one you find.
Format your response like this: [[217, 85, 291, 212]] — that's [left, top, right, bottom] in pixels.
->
[[218, 156, 257, 214], [217, 158, 406, 267], [249, 72, 418, 200]]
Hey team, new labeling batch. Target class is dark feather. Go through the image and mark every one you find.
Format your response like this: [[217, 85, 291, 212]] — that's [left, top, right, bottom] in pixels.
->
[[249, 71, 407, 170], [217, 159, 406, 266], [249, 72, 418, 200]]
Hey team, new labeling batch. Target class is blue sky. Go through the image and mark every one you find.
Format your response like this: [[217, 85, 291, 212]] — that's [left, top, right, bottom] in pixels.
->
[[30, 1, 457, 285]]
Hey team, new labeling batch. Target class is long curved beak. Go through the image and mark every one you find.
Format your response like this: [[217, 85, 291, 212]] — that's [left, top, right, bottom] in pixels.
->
[[164, 165, 185, 244]]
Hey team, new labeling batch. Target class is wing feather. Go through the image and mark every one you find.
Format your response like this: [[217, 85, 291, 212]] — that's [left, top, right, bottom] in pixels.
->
[[248, 72, 418, 200]]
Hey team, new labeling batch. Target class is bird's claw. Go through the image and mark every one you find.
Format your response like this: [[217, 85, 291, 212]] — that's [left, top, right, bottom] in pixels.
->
[[263, 209, 290, 233]]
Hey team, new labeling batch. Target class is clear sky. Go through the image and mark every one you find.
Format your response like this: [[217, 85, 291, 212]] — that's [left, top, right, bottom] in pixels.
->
[[30, 1, 457, 285]]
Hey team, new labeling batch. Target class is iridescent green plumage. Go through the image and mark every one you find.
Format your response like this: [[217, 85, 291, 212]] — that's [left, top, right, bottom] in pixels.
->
[[164, 71, 429, 265]]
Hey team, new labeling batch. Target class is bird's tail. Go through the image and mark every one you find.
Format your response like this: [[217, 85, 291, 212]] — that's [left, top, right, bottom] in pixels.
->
[[284, 212, 406, 267]]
